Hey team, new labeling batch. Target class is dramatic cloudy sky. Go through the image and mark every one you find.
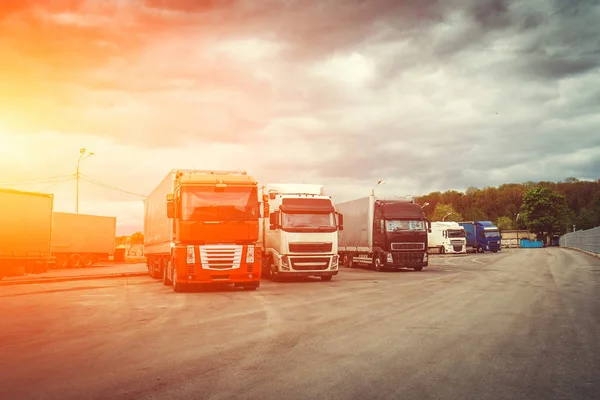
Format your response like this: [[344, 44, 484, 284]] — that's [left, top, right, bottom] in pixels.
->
[[0, 0, 599, 234]]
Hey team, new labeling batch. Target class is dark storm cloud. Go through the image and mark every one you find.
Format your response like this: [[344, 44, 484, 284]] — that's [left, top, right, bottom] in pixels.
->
[[2, 0, 599, 195]]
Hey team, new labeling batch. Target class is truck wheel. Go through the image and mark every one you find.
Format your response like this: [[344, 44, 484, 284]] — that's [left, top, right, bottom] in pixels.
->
[[56, 255, 68, 269], [347, 255, 354, 269], [440, 246, 445, 255], [477, 246, 484, 253], [82, 254, 93, 267], [69, 254, 82, 268], [269, 259, 281, 282], [373, 255, 383, 272], [172, 267, 185, 292], [413, 266, 423, 271], [162, 260, 172, 286], [320, 275, 333, 282]]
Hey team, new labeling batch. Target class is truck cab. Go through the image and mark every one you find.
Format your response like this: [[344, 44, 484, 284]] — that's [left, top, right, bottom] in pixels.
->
[[459, 221, 502, 253], [146, 170, 262, 291], [428, 222, 467, 254], [259, 184, 342, 282]]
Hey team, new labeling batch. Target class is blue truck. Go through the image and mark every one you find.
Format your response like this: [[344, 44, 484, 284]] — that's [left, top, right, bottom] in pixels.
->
[[458, 221, 502, 253]]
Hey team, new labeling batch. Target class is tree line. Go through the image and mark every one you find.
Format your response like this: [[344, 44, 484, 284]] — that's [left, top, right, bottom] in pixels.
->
[[415, 178, 600, 239]]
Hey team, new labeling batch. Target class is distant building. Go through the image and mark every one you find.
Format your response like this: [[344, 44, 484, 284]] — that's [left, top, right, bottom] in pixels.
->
[[500, 230, 536, 248]]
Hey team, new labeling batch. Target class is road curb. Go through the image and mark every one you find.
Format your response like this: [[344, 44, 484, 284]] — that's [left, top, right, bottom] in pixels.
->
[[0, 272, 148, 286], [561, 247, 600, 259]]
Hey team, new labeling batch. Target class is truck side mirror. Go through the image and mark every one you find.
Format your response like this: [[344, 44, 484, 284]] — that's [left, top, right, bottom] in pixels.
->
[[269, 211, 279, 230], [426, 219, 432, 233], [166, 200, 175, 219], [336, 212, 344, 231]]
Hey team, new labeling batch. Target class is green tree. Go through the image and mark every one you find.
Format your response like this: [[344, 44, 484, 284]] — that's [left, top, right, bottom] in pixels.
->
[[431, 203, 463, 222], [130, 231, 144, 244], [520, 186, 570, 242], [496, 216, 514, 230]]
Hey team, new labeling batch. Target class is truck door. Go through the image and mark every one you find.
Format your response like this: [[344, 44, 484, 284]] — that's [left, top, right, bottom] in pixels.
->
[[373, 208, 386, 251]]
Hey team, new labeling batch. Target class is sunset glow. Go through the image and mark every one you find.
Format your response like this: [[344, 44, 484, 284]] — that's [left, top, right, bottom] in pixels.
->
[[1, 0, 598, 234]]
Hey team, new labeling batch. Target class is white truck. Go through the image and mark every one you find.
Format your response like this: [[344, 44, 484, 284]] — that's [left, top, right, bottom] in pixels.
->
[[428, 221, 467, 254], [259, 183, 343, 282]]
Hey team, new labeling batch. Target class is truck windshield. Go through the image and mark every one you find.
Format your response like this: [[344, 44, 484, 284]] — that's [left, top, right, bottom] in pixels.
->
[[448, 229, 465, 238], [385, 220, 426, 232], [484, 230, 500, 238], [181, 186, 259, 221], [282, 212, 336, 232]]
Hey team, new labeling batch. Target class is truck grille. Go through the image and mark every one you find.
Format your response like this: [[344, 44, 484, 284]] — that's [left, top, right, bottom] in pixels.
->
[[289, 243, 333, 253], [391, 242, 425, 251], [451, 240, 464, 252], [391, 252, 424, 266], [290, 257, 330, 271], [200, 245, 242, 270]]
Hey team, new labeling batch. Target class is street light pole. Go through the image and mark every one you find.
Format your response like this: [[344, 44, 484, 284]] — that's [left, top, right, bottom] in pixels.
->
[[420, 202, 430, 209], [76, 148, 94, 214], [371, 180, 385, 196], [516, 213, 520, 248], [443, 212, 452, 222]]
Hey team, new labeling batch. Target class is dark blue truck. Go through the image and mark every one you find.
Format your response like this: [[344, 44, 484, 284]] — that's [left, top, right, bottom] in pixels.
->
[[458, 221, 502, 253]]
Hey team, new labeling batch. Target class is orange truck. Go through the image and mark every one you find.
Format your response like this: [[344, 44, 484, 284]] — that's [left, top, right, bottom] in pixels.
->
[[144, 170, 262, 292], [0, 188, 54, 280]]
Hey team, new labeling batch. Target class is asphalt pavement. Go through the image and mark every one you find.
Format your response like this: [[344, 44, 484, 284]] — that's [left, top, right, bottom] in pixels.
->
[[1, 248, 598, 400]]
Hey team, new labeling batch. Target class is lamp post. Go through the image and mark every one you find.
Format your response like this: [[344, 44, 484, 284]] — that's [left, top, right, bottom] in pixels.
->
[[76, 148, 94, 214], [516, 213, 520, 248], [420, 202, 430, 209], [371, 180, 385, 196], [442, 212, 452, 222]]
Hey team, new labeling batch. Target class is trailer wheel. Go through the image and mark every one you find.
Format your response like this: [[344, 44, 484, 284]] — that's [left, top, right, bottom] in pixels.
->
[[82, 254, 93, 267], [56, 255, 69, 269], [69, 254, 82, 268]]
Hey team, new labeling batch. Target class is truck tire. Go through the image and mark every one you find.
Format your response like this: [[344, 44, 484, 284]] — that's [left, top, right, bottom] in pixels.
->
[[439, 246, 445, 255], [269, 258, 281, 282], [373, 255, 383, 272], [413, 266, 423, 271], [320, 275, 333, 281], [172, 266, 186, 292], [162, 260, 172, 286], [82, 254, 93, 267], [69, 254, 82, 268], [347, 255, 355, 269]]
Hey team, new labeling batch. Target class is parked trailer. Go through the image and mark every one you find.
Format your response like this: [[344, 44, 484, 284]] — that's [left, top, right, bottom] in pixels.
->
[[144, 170, 262, 292], [428, 221, 467, 254], [336, 195, 430, 271], [51, 212, 117, 268], [458, 221, 502, 253], [259, 183, 343, 282], [0, 188, 54, 279]]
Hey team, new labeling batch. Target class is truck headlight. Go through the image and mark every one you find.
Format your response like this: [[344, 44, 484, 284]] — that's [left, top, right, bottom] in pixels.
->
[[246, 246, 254, 263], [186, 245, 195, 264], [423, 253, 428, 262], [331, 255, 338, 269], [386, 253, 393, 263]]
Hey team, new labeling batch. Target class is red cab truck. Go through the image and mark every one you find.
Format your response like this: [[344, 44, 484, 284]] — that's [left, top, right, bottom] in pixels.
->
[[0, 188, 54, 279], [144, 170, 262, 292]]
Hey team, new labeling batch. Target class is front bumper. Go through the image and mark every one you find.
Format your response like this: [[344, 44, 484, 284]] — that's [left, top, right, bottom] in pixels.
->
[[277, 270, 339, 277], [385, 251, 428, 268]]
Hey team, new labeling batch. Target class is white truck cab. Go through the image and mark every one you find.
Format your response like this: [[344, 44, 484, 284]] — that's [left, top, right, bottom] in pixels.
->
[[259, 184, 343, 282], [428, 221, 467, 254]]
